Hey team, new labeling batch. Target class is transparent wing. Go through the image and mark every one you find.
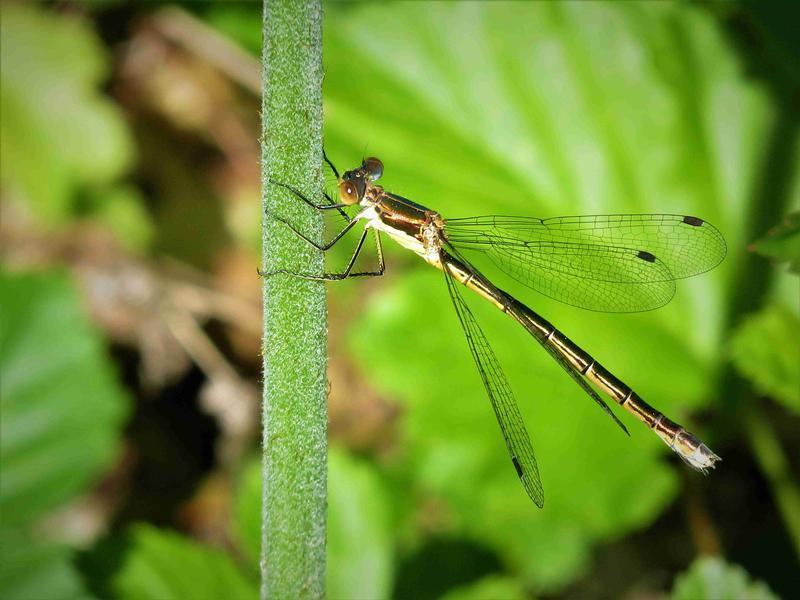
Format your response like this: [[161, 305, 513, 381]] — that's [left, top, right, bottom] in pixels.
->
[[442, 258, 545, 507], [444, 214, 726, 313]]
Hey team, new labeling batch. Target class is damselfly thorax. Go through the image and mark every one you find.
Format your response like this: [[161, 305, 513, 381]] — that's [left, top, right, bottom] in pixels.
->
[[346, 171, 447, 267]]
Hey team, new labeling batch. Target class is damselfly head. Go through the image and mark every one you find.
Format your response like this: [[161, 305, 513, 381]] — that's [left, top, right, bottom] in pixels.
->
[[362, 157, 384, 181], [338, 157, 383, 204]]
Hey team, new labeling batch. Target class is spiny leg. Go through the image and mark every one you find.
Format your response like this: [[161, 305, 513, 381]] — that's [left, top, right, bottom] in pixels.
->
[[260, 229, 384, 280], [268, 179, 351, 222], [270, 213, 360, 251], [267, 149, 350, 242], [266, 181, 357, 250], [323, 149, 340, 179], [263, 196, 383, 279]]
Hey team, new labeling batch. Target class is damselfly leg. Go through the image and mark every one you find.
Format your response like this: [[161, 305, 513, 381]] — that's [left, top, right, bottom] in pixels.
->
[[261, 226, 384, 281], [323, 148, 340, 179], [268, 211, 360, 251], [261, 154, 385, 280]]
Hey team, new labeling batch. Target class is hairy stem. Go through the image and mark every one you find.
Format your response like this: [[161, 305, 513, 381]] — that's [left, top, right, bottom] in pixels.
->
[[261, 1, 326, 598]]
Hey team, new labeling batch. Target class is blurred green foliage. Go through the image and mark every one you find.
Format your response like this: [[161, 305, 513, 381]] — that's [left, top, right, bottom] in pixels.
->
[[0, 530, 93, 600], [0, 3, 151, 250], [750, 211, 800, 274], [0, 270, 130, 599], [440, 575, 528, 600], [327, 446, 394, 600], [731, 304, 800, 413], [231, 460, 261, 575], [203, 4, 261, 58], [0, 271, 130, 523], [670, 557, 778, 600], [111, 524, 256, 600]]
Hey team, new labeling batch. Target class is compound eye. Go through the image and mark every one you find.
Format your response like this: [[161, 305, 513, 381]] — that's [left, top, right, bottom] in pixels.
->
[[338, 180, 360, 205], [363, 157, 384, 181]]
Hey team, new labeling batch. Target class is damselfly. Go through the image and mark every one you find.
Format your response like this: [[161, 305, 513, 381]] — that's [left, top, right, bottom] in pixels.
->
[[263, 155, 726, 507]]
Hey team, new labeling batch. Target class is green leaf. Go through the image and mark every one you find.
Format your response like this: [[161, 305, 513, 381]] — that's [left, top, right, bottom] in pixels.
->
[[328, 446, 394, 600], [670, 557, 778, 600], [750, 212, 800, 273], [730, 304, 800, 413], [112, 525, 256, 600], [88, 185, 155, 253], [0, 530, 94, 600], [0, 3, 134, 223], [441, 575, 529, 600], [203, 5, 262, 57], [231, 460, 261, 571], [0, 269, 130, 527], [325, 2, 773, 591]]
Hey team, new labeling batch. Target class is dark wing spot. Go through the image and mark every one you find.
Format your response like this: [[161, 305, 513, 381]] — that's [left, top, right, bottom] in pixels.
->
[[683, 216, 704, 227], [637, 250, 656, 263], [511, 456, 524, 479]]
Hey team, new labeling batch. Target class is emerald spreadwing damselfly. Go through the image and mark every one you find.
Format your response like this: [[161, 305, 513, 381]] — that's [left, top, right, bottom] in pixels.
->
[[262, 154, 726, 507]]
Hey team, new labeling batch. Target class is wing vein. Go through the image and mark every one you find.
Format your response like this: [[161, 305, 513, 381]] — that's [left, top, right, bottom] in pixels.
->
[[444, 214, 726, 313], [442, 255, 545, 507]]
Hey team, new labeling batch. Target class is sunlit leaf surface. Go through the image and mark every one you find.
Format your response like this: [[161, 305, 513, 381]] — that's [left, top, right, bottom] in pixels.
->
[[0, 530, 94, 600], [328, 446, 394, 600], [440, 575, 528, 600], [324, 2, 771, 590], [231, 460, 261, 572], [0, 270, 129, 600], [670, 557, 778, 600], [0, 4, 134, 223], [0, 270, 129, 526], [112, 525, 256, 600], [731, 304, 800, 413]]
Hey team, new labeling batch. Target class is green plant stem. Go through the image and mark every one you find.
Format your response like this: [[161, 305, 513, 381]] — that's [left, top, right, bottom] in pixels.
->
[[261, 1, 326, 598]]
